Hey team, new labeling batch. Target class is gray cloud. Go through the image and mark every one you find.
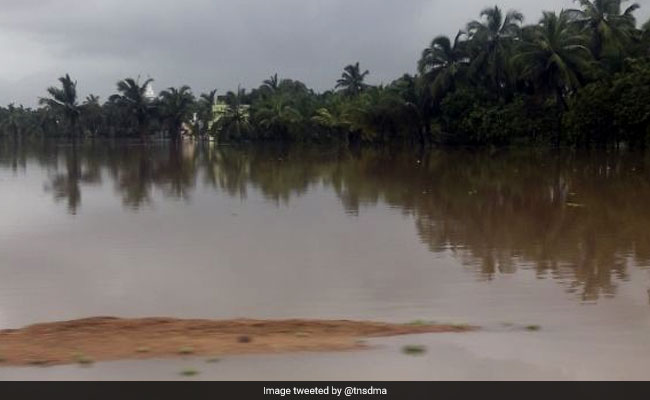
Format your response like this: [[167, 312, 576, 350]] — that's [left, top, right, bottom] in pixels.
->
[[0, 0, 647, 106]]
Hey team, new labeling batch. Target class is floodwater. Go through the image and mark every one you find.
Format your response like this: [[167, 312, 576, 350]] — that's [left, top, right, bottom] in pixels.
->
[[1, 140, 650, 380]]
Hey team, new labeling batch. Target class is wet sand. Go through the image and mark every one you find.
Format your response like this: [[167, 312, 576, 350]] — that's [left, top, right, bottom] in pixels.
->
[[0, 317, 475, 366]]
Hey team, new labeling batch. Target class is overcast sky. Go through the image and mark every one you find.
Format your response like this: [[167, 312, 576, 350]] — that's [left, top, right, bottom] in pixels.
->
[[0, 0, 648, 106]]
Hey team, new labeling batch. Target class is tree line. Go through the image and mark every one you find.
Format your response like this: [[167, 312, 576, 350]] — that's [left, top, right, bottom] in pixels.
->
[[1, 0, 649, 147]]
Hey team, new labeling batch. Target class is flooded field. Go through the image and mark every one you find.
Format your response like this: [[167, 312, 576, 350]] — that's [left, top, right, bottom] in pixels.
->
[[1, 140, 650, 379]]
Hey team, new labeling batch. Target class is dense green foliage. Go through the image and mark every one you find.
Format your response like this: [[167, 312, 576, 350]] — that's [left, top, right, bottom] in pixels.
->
[[1, 1, 649, 147]]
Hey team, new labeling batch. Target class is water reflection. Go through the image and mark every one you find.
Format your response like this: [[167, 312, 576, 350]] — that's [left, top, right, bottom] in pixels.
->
[[1, 139, 649, 302]]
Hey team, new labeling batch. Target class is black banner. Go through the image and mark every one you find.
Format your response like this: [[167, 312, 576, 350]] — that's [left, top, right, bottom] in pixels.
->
[[0, 382, 647, 400]]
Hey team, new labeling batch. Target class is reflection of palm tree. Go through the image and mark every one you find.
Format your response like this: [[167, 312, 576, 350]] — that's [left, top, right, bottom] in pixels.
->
[[114, 147, 154, 208], [7, 140, 647, 302], [203, 146, 250, 199], [113, 144, 197, 206], [153, 143, 197, 200], [46, 145, 101, 215]]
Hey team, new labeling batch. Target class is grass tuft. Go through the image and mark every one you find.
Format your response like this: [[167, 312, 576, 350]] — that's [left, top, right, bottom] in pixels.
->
[[525, 325, 541, 331], [402, 345, 427, 355], [180, 368, 199, 377], [178, 346, 194, 355]]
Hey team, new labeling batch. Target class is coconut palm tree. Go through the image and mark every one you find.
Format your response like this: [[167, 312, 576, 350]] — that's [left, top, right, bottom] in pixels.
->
[[311, 94, 356, 141], [158, 86, 195, 142], [218, 86, 251, 139], [109, 77, 155, 142], [254, 95, 303, 139], [336, 62, 370, 96], [515, 11, 593, 107], [39, 74, 81, 138], [418, 31, 470, 100], [0, 104, 23, 138], [567, 0, 640, 59], [467, 6, 524, 95], [391, 74, 436, 144], [196, 89, 217, 138], [641, 17, 650, 55], [262, 74, 280, 93], [80, 94, 103, 136], [311, 107, 349, 131]]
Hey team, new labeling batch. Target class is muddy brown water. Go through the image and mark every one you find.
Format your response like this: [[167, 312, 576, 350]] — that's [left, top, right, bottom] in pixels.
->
[[1, 140, 650, 379]]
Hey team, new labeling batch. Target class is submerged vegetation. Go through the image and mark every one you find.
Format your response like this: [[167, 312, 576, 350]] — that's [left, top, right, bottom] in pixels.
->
[[1, 1, 649, 147]]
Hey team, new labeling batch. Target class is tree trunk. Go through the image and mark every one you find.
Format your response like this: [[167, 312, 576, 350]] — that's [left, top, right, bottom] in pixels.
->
[[138, 121, 148, 144], [554, 89, 567, 147], [171, 121, 182, 144], [70, 119, 78, 146]]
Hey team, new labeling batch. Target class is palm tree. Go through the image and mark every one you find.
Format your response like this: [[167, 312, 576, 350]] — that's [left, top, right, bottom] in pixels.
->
[[109, 77, 155, 142], [254, 95, 303, 139], [336, 62, 370, 96], [262, 74, 280, 94], [567, 0, 640, 59], [311, 95, 355, 141], [391, 74, 435, 144], [218, 86, 251, 139], [418, 31, 469, 100], [158, 86, 195, 142], [641, 17, 650, 55], [515, 11, 593, 107], [0, 104, 23, 138], [81, 94, 103, 136], [311, 107, 349, 131], [197, 89, 217, 138], [467, 6, 524, 95], [39, 74, 81, 138]]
